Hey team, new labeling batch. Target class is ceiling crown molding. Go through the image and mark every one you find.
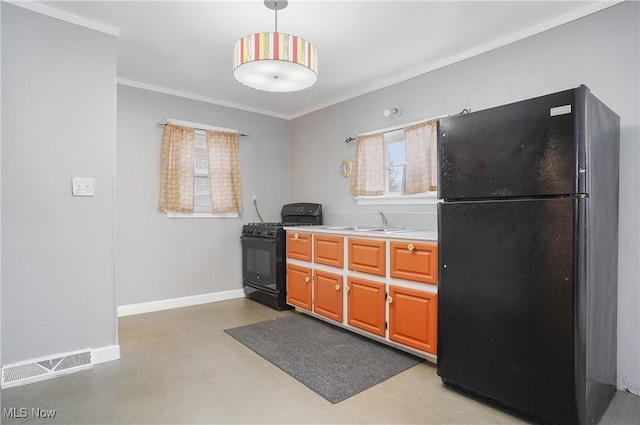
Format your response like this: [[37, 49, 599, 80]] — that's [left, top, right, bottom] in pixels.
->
[[4, 0, 120, 36]]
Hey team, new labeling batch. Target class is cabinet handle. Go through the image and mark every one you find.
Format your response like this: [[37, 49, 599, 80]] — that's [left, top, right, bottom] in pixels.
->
[[335, 284, 340, 291], [345, 285, 350, 293], [305, 276, 310, 283], [294, 233, 299, 240], [407, 243, 414, 252], [388, 296, 393, 304]]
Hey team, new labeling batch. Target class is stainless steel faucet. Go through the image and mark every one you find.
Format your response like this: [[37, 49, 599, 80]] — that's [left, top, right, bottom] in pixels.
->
[[378, 210, 388, 228]]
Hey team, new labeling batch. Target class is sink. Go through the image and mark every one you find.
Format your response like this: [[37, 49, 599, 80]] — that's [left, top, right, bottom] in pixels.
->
[[324, 226, 379, 231], [351, 226, 379, 231], [324, 226, 419, 234], [372, 228, 418, 234], [353, 227, 417, 234]]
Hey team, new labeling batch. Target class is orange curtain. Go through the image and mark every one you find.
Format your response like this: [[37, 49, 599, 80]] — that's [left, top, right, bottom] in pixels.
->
[[205, 130, 243, 213], [349, 133, 385, 196], [404, 119, 438, 194], [160, 124, 195, 212]]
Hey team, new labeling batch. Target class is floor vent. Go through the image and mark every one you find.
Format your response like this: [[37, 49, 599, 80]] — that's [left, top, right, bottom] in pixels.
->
[[1, 349, 92, 388]]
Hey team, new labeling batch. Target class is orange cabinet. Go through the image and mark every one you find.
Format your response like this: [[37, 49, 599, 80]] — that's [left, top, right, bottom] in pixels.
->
[[287, 230, 439, 357], [346, 276, 386, 337], [314, 234, 344, 268], [348, 238, 386, 277], [287, 231, 312, 261], [313, 270, 343, 323], [390, 241, 438, 284], [286, 264, 312, 310], [388, 286, 437, 354]]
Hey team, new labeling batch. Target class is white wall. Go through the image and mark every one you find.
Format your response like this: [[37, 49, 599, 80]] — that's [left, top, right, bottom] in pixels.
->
[[1, 4, 118, 363], [290, 2, 640, 394], [116, 85, 290, 306]]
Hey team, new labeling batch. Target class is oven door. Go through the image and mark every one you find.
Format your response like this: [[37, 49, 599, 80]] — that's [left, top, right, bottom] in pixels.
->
[[241, 235, 279, 292]]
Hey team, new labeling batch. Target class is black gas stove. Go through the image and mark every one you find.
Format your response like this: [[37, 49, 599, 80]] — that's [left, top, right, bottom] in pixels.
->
[[241, 204, 322, 310]]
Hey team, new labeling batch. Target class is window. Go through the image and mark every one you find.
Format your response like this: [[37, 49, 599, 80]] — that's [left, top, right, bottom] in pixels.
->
[[193, 129, 215, 213], [353, 119, 439, 206], [160, 119, 242, 218], [386, 130, 407, 194]]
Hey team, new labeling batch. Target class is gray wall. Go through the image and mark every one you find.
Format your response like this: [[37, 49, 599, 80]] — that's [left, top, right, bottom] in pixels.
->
[[1, 0, 3, 375], [116, 85, 290, 306], [1, 4, 117, 363], [290, 2, 640, 393]]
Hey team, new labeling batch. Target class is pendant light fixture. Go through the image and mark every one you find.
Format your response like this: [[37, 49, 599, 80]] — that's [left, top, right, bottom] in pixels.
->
[[233, 0, 317, 92]]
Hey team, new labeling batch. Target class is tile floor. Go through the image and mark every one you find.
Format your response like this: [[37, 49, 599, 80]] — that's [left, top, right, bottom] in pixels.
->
[[2, 298, 639, 424]]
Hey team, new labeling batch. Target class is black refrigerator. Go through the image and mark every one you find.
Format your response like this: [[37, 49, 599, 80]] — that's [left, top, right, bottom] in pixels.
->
[[436, 85, 619, 425]]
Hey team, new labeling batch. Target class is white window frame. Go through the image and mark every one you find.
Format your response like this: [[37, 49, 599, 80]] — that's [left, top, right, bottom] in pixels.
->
[[354, 118, 441, 206], [165, 118, 241, 219]]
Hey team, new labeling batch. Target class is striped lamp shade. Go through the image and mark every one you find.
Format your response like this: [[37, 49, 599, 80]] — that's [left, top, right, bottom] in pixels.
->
[[233, 32, 317, 92]]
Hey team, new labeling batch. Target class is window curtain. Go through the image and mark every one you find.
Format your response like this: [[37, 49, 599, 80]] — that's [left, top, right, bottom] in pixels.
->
[[404, 119, 438, 194], [205, 130, 243, 213], [160, 124, 195, 212], [349, 133, 385, 196]]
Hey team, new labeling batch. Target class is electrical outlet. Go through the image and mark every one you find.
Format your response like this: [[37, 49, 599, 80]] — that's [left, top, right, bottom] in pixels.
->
[[252, 194, 257, 202]]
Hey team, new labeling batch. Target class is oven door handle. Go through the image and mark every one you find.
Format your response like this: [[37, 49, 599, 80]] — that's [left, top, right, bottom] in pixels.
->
[[240, 236, 276, 244]]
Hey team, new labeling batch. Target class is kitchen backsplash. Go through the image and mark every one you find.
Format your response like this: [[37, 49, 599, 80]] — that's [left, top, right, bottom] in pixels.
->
[[328, 211, 437, 231]]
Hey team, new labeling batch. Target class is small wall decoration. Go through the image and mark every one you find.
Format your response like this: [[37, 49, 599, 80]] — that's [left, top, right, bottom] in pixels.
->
[[340, 159, 353, 177]]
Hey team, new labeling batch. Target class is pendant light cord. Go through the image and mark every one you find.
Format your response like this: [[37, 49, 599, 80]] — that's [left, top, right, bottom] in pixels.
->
[[274, 1, 278, 32]]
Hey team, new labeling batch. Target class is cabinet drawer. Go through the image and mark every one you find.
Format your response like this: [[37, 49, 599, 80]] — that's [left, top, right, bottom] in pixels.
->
[[313, 270, 343, 323], [390, 241, 438, 284], [287, 264, 312, 310], [346, 276, 386, 337], [388, 285, 437, 354], [287, 231, 312, 261], [314, 234, 344, 268], [348, 238, 386, 277]]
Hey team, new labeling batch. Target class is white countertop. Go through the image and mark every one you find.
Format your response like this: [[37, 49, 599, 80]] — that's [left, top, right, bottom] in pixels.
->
[[284, 225, 438, 242]]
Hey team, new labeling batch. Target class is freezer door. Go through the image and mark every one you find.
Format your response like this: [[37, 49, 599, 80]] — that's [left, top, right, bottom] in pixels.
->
[[437, 198, 576, 424], [438, 88, 583, 200]]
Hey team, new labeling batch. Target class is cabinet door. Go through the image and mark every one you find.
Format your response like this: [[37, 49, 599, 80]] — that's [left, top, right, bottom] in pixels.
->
[[346, 276, 386, 336], [390, 241, 438, 284], [313, 270, 343, 323], [348, 238, 386, 277], [314, 234, 344, 268], [287, 231, 312, 261], [286, 264, 312, 310], [388, 286, 437, 354]]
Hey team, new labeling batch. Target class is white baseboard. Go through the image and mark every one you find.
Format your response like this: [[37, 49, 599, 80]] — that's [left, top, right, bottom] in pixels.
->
[[92, 344, 120, 365], [117, 289, 246, 317]]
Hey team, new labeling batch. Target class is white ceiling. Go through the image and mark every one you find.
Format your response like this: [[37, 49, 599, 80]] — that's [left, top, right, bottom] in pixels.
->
[[32, 0, 621, 119]]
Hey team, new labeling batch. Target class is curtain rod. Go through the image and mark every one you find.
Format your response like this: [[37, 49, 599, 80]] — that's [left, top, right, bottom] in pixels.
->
[[158, 123, 250, 138], [344, 109, 470, 144]]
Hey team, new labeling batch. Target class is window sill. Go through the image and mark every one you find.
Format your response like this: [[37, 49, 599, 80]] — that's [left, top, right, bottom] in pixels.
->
[[355, 192, 439, 206], [166, 212, 240, 219]]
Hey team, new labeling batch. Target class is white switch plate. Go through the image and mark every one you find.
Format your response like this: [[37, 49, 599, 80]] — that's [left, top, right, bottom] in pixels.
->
[[72, 178, 95, 196]]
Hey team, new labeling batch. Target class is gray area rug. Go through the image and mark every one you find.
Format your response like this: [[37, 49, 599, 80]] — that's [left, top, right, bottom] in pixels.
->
[[224, 313, 423, 403]]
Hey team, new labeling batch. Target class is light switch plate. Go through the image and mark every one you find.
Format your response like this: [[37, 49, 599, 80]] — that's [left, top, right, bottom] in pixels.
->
[[72, 178, 95, 196]]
